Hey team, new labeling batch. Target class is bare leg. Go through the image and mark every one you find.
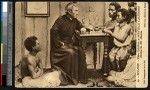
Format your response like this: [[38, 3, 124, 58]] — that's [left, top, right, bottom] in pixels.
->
[[22, 71, 61, 88]]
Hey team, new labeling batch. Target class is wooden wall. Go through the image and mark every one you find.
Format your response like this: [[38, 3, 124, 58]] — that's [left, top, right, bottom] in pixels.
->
[[15, 2, 60, 68], [15, 2, 106, 69]]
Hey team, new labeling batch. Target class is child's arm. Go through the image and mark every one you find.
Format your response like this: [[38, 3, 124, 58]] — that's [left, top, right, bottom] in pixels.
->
[[101, 25, 115, 34], [27, 58, 42, 79], [104, 26, 131, 43], [38, 58, 43, 75], [106, 25, 115, 30]]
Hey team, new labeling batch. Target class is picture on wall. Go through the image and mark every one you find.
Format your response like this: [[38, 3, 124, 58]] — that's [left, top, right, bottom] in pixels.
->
[[25, 2, 50, 17]]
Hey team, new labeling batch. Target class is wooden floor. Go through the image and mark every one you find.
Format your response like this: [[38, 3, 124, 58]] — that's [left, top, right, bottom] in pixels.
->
[[58, 69, 116, 88], [15, 69, 120, 88]]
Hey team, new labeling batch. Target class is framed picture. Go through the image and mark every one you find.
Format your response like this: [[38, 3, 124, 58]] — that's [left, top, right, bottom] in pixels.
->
[[25, 2, 50, 17]]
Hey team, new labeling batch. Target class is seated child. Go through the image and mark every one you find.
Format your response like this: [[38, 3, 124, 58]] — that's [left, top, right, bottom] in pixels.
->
[[106, 40, 136, 87], [103, 8, 133, 71], [15, 36, 61, 87]]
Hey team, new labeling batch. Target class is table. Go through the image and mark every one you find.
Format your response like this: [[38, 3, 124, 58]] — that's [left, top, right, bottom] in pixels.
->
[[80, 31, 110, 71]]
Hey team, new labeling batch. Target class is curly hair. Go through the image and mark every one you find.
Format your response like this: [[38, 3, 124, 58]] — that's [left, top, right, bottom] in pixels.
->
[[24, 36, 37, 52], [128, 2, 137, 7], [117, 8, 131, 23], [109, 2, 121, 11]]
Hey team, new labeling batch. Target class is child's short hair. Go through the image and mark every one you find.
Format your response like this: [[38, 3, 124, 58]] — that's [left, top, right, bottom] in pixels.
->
[[128, 2, 136, 7], [24, 36, 37, 52], [117, 8, 131, 23], [109, 2, 121, 11]]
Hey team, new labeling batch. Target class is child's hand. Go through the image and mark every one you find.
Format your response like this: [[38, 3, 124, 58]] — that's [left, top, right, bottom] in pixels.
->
[[103, 28, 112, 34]]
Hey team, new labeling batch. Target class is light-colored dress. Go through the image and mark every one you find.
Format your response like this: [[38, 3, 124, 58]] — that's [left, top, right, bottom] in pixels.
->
[[107, 55, 136, 87]]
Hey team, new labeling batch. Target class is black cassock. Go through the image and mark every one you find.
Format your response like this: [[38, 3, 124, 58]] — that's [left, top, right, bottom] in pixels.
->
[[50, 13, 87, 85]]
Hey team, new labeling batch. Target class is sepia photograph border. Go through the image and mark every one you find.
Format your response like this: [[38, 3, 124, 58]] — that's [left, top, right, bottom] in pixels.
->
[[3, 1, 149, 89]]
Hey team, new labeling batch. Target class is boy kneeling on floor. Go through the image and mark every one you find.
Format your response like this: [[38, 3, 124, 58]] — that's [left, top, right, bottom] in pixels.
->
[[15, 36, 61, 88]]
